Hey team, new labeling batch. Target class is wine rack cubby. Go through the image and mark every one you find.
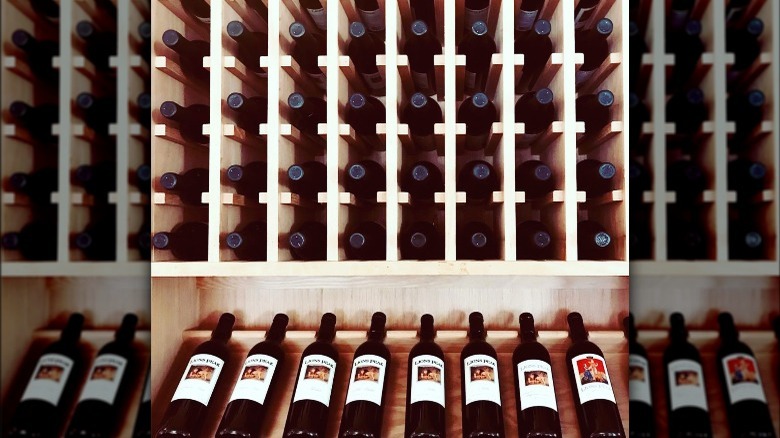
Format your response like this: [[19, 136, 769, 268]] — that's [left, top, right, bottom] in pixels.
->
[[631, 0, 780, 275], [150, 0, 629, 276]]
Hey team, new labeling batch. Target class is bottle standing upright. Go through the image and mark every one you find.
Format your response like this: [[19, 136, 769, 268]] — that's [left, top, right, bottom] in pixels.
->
[[405, 314, 446, 438], [626, 314, 654, 438], [461, 312, 505, 437]]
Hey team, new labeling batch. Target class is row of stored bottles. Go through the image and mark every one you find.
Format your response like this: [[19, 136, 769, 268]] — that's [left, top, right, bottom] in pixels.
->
[[155, 311, 624, 438], [5, 314, 151, 438], [627, 312, 779, 438]]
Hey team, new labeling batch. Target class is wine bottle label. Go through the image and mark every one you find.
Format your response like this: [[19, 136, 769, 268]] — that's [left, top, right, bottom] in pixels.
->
[[21, 353, 75, 405], [412, 70, 432, 92], [361, 71, 385, 91], [345, 354, 387, 406], [463, 354, 502, 406], [465, 7, 489, 28], [721, 353, 767, 404], [306, 7, 328, 31], [573, 6, 595, 28], [628, 354, 652, 406], [669, 9, 688, 30], [78, 354, 128, 404], [571, 353, 616, 404], [228, 354, 278, 405], [575, 68, 594, 85], [171, 354, 225, 406], [306, 71, 328, 91], [410, 355, 446, 407], [667, 359, 709, 411], [293, 354, 337, 406], [515, 9, 539, 32], [411, 133, 436, 151], [465, 71, 477, 91], [516, 359, 557, 411], [358, 8, 385, 32], [142, 372, 152, 403]]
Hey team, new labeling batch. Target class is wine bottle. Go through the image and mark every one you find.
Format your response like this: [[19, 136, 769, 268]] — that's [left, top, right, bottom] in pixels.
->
[[458, 21, 497, 94], [728, 221, 764, 260], [457, 160, 499, 203], [626, 314, 654, 438], [461, 312, 505, 437], [516, 160, 554, 199], [668, 0, 694, 31], [345, 160, 385, 204], [247, 0, 269, 22], [513, 312, 562, 438], [404, 20, 442, 96], [566, 312, 625, 438], [355, 0, 385, 34], [29, 0, 60, 20], [728, 158, 766, 199], [1, 220, 58, 261], [288, 92, 327, 147], [401, 93, 443, 151], [138, 21, 151, 64], [664, 313, 712, 438], [515, 88, 555, 145], [726, 18, 763, 86], [216, 314, 289, 438], [287, 161, 326, 200], [405, 314, 446, 438], [666, 20, 704, 93], [162, 29, 209, 84], [515, 19, 552, 91], [181, 0, 210, 24], [11, 29, 59, 83], [399, 222, 444, 261], [401, 161, 444, 203], [6, 314, 85, 437], [577, 220, 613, 260], [574, 0, 600, 28], [345, 221, 386, 261], [73, 161, 117, 205], [348, 22, 386, 95], [156, 313, 236, 437], [457, 222, 499, 260], [76, 92, 116, 137], [226, 220, 267, 261], [66, 314, 139, 437], [346, 93, 386, 149], [137, 220, 152, 261], [160, 101, 210, 145], [515, 0, 544, 33], [289, 221, 327, 261], [226, 92, 268, 135], [226, 21, 268, 76], [283, 313, 339, 437], [725, 0, 750, 25], [666, 88, 707, 137], [457, 93, 498, 150], [464, 0, 489, 31], [132, 367, 152, 438], [74, 212, 117, 261], [134, 164, 152, 193], [338, 312, 391, 437], [226, 161, 268, 199], [576, 90, 614, 137], [300, 0, 328, 31], [410, 0, 437, 36], [575, 18, 613, 86], [577, 159, 616, 197], [75, 20, 116, 72], [717, 313, 776, 437], [152, 221, 209, 261], [9, 167, 58, 207], [666, 207, 708, 260], [9, 101, 58, 144], [516, 221, 554, 260], [137, 92, 151, 129], [290, 22, 327, 91], [666, 159, 707, 201], [629, 92, 650, 152], [727, 89, 764, 148], [160, 168, 208, 206]]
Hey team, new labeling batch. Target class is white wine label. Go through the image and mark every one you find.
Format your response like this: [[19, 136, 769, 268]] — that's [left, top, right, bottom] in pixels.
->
[[667, 359, 709, 411], [359, 8, 385, 32], [465, 71, 477, 91], [574, 6, 595, 28], [142, 372, 152, 403], [515, 9, 539, 32], [307, 7, 328, 31], [361, 71, 385, 90], [628, 354, 652, 406], [229, 354, 279, 405], [412, 70, 432, 92], [571, 353, 616, 404], [21, 353, 75, 405], [171, 354, 225, 406], [721, 354, 767, 404], [517, 359, 558, 411], [345, 355, 387, 406], [78, 354, 128, 404], [293, 354, 337, 406], [306, 71, 328, 91], [410, 355, 446, 407], [465, 7, 489, 28], [463, 354, 502, 406]]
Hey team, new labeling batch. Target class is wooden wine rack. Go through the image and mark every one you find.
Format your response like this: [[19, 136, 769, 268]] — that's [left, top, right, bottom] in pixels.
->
[[150, 281, 629, 437], [631, 0, 780, 276], [150, 0, 629, 276]]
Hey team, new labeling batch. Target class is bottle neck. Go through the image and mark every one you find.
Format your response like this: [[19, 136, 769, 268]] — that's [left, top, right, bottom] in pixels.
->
[[211, 313, 236, 343]]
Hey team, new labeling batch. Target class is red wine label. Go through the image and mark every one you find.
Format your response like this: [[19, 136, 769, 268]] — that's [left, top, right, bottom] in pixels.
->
[[575, 68, 594, 86], [21, 353, 75, 405], [628, 354, 652, 406], [465, 7, 489, 29], [306, 71, 328, 91], [463, 354, 502, 406], [721, 354, 767, 404], [515, 9, 539, 32], [410, 355, 446, 407], [517, 359, 558, 411], [465, 71, 477, 91], [306, 7, 328, 31], [571, 353, 616, 404], [228, 354, 278, 405], [78, 354, 128, 404], [358, 8, 385, 32], [361, 71, 385, 91], [293, 354, 337, 406], [412, 70, 432, 92], [345, 354, 387, 405], [667, 359, 709, 411], [171, 354, 225, 406]]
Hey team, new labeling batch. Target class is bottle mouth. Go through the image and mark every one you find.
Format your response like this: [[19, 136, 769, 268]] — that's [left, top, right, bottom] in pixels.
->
[[289, 22, 306, 39], [137, 93, 151, 109], [412, 164, 429, 181], [160, 172, 178, 190], [471, 21, 488, 36], [152, 232, 170, 249], [288, 92, 305, 109], [349, 233, 366, 249], [597, 90, 615, 107], [1, 233, 20, 249], [76, 93, 95, 110], [748, 163, 766, 179], [594, 231, 611, 248], [76, 21, 94, 38], [747, 18, 763, 36], [137, 231, 151, 250], [534, 231, 552, 248], [349, 93, 367, 109], [468, 312, 485, 335], [411, 93, 428, 109], [410, 232, 427, 248], [348, 164, 366, 180], [227, 92, 245, 109], [629, 162, 641, 179], [685, 20, 702, 36], [289, 232, 306, 249], [159, 101, 178, 118], [598, 163, 616, 179], [9, 173, 28, 190], [471, 232, 488, 248], [75, 165, 93, 184], [744, 231, 762, 248], [75, 233, 93, 249], [472, 93, 489, 108], [136, 164, 151, 183], [629, 92, 639, 108], [683, 230, 703, 247], [411, 20, 428, 36], [686, 88, 704, 105], [534, 19, 551, 36], [597, 18, 613, 35], [748, 90, 765, 107], [226, 232, 243, 249], [162, 29, 181, 47], [472, 162, 491, 180], [226, 21, 245, 38], [629, 21, 638, 36], [535, 88, 554, 105], [11, 30, 31, 48], [226, 165, 244, 182], [9, 101, 29, 118], [138, 21, 151, 40], [349, 21, 366, 38], [287, 165, 304, 181], [683, 163, 702, 181]]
